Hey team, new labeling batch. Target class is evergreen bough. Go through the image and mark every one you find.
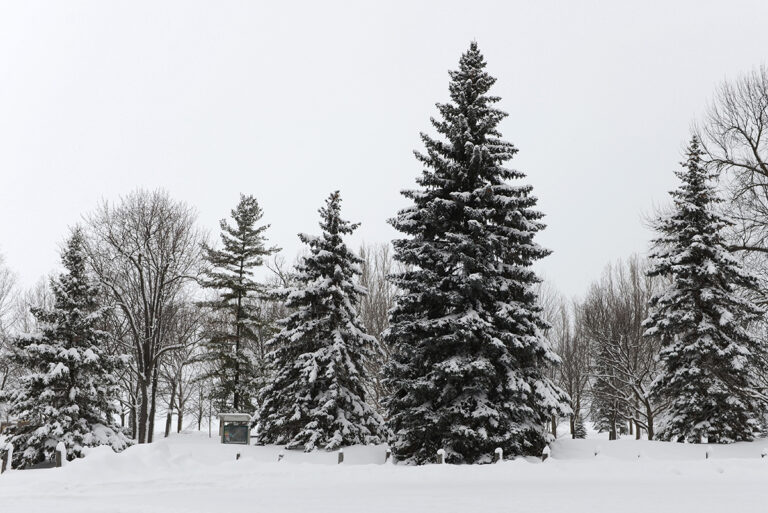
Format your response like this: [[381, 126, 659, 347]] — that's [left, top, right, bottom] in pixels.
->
[[383, 42, 570, 465], [255, 192, 384, 451]]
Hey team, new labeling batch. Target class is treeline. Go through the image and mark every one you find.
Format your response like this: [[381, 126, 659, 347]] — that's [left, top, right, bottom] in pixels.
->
[[2, 43, 768, 467]]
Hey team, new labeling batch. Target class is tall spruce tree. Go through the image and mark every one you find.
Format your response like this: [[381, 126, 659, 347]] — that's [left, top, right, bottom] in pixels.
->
[[255, 191, 384, 451], [200, 194, 278, 412], [383, 42, 570, 465], [644, 136, 766, 443], [0, 229, 128, 468]]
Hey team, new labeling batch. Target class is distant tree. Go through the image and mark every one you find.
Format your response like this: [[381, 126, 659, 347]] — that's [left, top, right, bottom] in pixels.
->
[[199, 194, 278, 411], [536, 281, 568, 437], [255, 192, 384, 451], [579, 257, 662, 440], [160, 301, 205, 437], [572, 414, 587, 439], [383, 42, 570, 465], [0, 253, 18, 400], [589, 354, 629, 440], [357, 243, 399, 413], [0, 229, 129, 468], [644, 136, 766, 443], [551, 302, 591, 438]]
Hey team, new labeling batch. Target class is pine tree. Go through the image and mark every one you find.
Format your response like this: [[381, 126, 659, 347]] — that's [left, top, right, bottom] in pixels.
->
[[255, 191, 384, 451], [0, 229, 128, 468], [200, 194, 278, 412], [383, 42, 570, 465], [644, 136, 766, 443], [572, 414, 587, 439]]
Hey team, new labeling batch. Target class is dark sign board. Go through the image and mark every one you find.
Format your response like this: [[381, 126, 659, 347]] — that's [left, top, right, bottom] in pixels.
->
[[223, 424, 249, 444]]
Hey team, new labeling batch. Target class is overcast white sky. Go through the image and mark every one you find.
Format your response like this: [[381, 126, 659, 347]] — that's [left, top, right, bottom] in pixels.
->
[[1, 0, 768, 298]]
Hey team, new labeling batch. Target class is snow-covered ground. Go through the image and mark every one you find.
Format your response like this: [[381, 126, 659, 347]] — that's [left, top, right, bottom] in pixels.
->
[[2, 429, 768, 513]]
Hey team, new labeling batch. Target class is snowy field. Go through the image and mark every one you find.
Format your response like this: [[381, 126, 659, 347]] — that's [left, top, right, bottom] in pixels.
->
[[2, 429, 768, 513]]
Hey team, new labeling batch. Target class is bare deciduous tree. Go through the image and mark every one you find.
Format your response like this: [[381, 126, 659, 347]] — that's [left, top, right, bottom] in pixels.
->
[[700, 66, 768, 257], [578, 256, 663, 440], [0, 254, 18, 397], [555, 303, 591, 438], [84, 189, 203, 443], [358, 243, 399, 413], [537, 282, 591, 438], [160, 301, 205, 437]]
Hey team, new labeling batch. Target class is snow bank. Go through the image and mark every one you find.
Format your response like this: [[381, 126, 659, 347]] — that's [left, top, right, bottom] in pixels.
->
[[1, 431, 767, 513]]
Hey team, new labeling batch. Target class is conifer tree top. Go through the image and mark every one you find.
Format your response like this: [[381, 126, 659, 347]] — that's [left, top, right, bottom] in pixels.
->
[[407, 41, 523, 198], [647, 135, 752, 287]]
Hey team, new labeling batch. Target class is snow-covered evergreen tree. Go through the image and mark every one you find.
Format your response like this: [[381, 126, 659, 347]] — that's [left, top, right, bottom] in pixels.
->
[[254, 191, 384, 451], [0, 229, 129, 468], [644, 136, 766, 443], [383, 42, 570, 465], [572, 414, 587, 439], [200, 194, 278, 411]]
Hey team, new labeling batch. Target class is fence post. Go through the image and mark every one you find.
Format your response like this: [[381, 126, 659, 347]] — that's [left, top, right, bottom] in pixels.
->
[[437, 448, 445, 464], [493, 447, 503, 463], [385, 447, 392, 464], [337, 449, 344, 464], [542, 445, 550, 462], [55, 442, 66, 468]]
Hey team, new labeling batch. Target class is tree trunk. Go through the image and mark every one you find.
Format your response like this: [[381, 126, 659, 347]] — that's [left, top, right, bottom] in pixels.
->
[[138, 378, 149, 444], [164, 381, 177, 438], [234, 292, 243, 411], [147, 367, 160, 443], [177, 380, 184, 433], [645, 405, 655, 440], [130, 381, 139, 440], [197, 387, 203, 431], [551, 414, 557, 438], [129, 403, 136, 440]]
